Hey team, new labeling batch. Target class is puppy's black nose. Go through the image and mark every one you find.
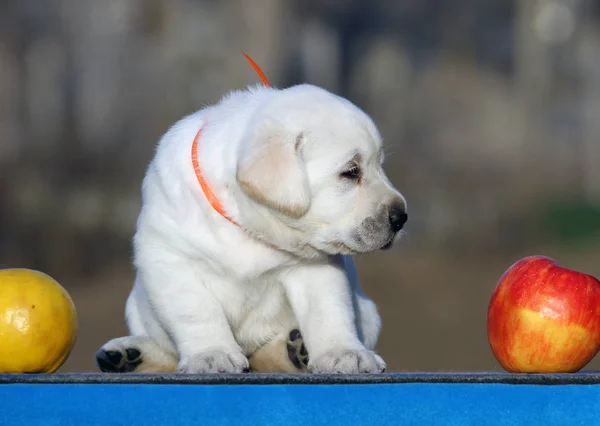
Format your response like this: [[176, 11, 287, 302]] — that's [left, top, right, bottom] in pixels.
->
[[389, 205, 408, 232]]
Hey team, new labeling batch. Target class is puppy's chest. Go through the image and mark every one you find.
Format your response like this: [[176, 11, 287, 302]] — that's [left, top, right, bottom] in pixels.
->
[[207, 269, 291, 328], [209, 237, 296, 280], [202, 242, 292, 302]]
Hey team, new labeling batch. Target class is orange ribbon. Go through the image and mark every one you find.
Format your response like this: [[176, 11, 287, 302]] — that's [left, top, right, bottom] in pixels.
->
[[191, 52, 271, 226]]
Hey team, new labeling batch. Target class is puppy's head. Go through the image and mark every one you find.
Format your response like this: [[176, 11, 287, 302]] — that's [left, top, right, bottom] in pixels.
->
[[236, 84, 407, 255]]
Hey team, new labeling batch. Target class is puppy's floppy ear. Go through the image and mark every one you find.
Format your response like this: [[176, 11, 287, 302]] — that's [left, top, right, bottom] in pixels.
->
[[236, 119, 310, 217]]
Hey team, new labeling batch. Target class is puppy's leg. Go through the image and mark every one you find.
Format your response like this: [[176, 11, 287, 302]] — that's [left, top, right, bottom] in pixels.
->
[[135, 253, 249, 373], [95, 336, 178, 373], [248, 329, 309, 373], [353, 294, 381, 352], [344, 256, 382, 351], [282, 262, 386, 374]]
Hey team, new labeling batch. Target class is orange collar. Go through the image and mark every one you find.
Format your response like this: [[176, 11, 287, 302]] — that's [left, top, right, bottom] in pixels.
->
[[191, 124, 239, 226], [190, 52, 270, 228]]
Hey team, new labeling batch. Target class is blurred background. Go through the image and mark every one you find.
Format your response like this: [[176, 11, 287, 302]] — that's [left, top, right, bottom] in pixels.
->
[[1, 0, 599, 372]]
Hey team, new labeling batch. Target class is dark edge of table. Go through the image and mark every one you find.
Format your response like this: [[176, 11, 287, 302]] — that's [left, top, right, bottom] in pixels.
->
[[0, 371, 599, 385]]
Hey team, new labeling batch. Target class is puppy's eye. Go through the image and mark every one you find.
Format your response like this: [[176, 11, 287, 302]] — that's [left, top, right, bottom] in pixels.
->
[[340, 165, 361, 180]]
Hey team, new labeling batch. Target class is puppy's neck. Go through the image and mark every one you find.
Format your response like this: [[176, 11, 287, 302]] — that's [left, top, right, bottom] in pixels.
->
[[234, 197, 327, 260], [191, 123, 239, 226]]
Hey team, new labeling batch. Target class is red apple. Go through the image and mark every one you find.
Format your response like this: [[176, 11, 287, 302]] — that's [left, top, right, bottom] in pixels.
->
[[487, 255, 600, 373]]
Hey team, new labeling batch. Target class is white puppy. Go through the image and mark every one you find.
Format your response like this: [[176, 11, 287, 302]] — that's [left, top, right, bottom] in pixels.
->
[[96, 82, 407, 374]]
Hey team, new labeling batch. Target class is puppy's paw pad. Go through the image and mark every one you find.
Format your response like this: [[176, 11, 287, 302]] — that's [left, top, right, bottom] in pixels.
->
[[308, 348, 386, 374], [286, 329, 309, 371], [125, 348, 141, 362], [95, 346, 142, 373], [288, 329, 302, 343], [178, 350, 249, 374], [104, 350, 123, 365]]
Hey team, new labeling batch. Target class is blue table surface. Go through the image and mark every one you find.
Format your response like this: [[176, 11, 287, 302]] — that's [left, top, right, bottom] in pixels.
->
[[0, 372, 598, 426]]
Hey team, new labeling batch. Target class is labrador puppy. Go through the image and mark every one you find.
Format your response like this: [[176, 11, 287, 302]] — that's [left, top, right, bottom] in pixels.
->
[[95, 82, 407, 374]]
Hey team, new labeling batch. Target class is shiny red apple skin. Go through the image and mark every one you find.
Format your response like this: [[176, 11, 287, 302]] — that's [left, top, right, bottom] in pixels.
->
[[487, 255, 600, 373]]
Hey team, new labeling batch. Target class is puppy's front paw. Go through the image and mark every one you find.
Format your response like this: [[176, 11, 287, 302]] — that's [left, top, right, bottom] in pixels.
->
[[308, 348, 386, 374], [178, 349, 250, 374]]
